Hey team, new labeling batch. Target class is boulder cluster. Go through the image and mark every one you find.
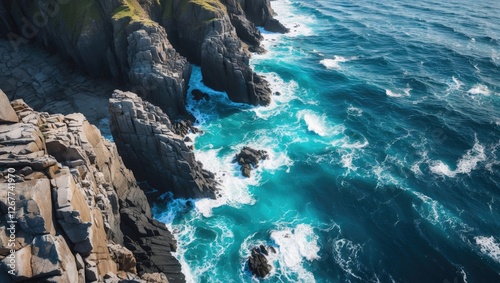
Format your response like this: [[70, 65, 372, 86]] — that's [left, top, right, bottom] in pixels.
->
[[247, 244, 276, 278], [0, 90, 182, 282], [234, 147, 269, 177]]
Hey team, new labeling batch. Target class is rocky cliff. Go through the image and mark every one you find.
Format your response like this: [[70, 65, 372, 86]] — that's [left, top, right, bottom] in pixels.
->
[[109, 89, 218, 199], [0, 0, 287, 116], [0, 90, 184, 282]]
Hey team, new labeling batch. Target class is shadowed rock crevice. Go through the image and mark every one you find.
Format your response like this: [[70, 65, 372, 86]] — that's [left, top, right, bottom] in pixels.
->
[[109, 89, 219, 199]]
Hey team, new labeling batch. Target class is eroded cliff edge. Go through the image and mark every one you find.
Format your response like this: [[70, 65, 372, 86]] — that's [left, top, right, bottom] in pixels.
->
[[0, 0, 288, 117], [0, 90, 184, 283]]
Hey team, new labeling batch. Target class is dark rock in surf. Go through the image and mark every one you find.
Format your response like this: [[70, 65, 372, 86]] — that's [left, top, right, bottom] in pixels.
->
[[247, 246, 272, 278], [233, 147, 269, 177]]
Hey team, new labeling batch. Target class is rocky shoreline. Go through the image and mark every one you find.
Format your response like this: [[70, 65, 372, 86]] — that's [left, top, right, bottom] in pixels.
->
[[0, 90, 181, 282], [0, 0, 288, 281]]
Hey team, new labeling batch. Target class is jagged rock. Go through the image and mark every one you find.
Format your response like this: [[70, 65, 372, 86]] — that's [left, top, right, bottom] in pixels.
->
[[233, 147, 269, 177], [0, 93, 184, 282], [0, 90, 18, 123], [30, 234, 78, 282], [264, 18, 290, 34], [247, 246, 272, 278], [141, 272, 170, 283], [109, 90, 218, 199], [125, 23, 191, 118], [108, 244, 137, 273]]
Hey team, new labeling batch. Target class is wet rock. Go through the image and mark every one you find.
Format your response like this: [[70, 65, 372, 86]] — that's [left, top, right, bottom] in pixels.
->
[[247, 246, 272, 278], [233, 147, 269, 177]]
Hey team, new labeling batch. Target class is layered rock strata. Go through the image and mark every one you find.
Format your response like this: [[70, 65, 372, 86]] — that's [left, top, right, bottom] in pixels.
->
[[109, 90, 218, 199], [0, 90, 183, 282]]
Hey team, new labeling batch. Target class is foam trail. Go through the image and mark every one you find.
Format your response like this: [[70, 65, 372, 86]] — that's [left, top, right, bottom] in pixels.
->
[[430, 136, 486, 177], [475, 236, 500, 264], [320, 55, 356, 69], [385, 87, 412, 98]]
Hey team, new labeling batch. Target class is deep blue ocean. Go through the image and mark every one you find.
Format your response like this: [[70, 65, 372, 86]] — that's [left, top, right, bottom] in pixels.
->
[[153, 0, 500, 282]]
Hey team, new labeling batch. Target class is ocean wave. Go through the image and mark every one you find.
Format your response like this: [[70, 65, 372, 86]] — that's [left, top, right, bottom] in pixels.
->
[[320, 55, 357, 70], [297, 110, 341, 137], [467, 84, 491, 96], [250, 72, 299, 120], [429, 136, 486, 177], [385, 87, 412, 98], [474, 236, 500, 264], [269, 224, 320, 282]]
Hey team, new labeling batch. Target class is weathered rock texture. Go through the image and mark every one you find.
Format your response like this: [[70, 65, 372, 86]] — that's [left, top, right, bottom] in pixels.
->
[[247, 245, 274, 278], [234, 146, 269, 177], [0, 0, 287, 114], [109, 90, 218, 199], [0, 39, 113, 125], [0, 90, 179, 282]]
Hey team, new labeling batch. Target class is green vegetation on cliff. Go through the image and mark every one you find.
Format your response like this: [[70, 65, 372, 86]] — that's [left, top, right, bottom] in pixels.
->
[[58, 0, 101, 38], [112, 0, 155, 26]]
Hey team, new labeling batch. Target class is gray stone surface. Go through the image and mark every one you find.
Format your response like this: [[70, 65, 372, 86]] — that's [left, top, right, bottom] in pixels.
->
[[109, 90, 218, 199]]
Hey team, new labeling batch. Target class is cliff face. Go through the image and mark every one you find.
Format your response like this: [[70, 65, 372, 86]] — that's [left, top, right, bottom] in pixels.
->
[[109, 90, 218, 199], [0, 0, 287, 115], [0, 90, 183, 282]]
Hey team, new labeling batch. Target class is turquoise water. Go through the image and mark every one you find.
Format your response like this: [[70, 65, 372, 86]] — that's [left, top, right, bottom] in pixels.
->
[[154, 0, 500, 282]]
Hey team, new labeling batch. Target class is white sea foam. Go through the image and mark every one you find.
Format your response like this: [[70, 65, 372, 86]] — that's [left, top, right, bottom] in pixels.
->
[[297, 110, 340, 137], [332, 238, 363, 279], [347, 106, 363, 117], [475, 236, 500, 263], [385, 87, 412, 98], [429, 137, 486, 177], [467, 84, 491, 96], [269, 224, 320, 282], [320, 55, 355, 70], [250, 72, 299, 120]]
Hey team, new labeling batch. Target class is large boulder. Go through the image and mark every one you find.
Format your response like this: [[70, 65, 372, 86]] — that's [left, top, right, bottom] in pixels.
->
[[0, 90, 18, 123]]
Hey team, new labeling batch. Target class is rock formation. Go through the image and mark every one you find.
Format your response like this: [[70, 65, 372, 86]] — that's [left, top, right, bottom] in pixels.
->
[[0, 0, 287, 115], [109, 90, 218, 199], [234, 146, 269, 177], [0, 90, 182, 282], [0, 40, 113, 126], [247, 245, 275, 278]]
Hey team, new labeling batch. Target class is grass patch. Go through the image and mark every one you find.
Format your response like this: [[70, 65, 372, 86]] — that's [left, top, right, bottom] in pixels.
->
[[112, 0, 155, 26]]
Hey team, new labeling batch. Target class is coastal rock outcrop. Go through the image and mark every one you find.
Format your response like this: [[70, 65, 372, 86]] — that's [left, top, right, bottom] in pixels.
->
[[0, 90, 181, 282], [234, 147, 269, 177], [109, 90, 218, 199], [0, 0, 287, 113], [247, 245, 274, 278]]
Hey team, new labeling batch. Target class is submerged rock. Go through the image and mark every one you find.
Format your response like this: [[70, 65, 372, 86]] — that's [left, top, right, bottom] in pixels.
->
[[234, 147, 269, 177]]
